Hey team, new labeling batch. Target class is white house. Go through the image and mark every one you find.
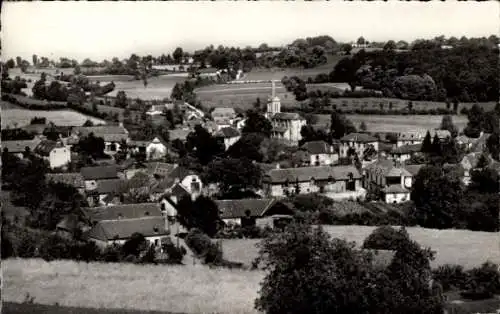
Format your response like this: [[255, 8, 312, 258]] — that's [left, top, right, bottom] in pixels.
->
[[262, 165, 365, 201], [215, 127, 241, 150], [150, 166, 203, 200], [146, 137, 168, 160], [397, 131, 425, 147], [146, 104, 167, 116], [34, 139, 71, 169], [363, 159, 414, 204], [339, 133, 379, 159], [300, 140, 339, 166]]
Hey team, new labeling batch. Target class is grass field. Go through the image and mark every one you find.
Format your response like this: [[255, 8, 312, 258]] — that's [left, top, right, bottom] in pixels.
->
[[221, 225, 500, 270], [195, 82, 297, 110], [3, 302, 182, 314], [1, 107, 106, 128], [3, 259, 264, 314], [103, 75, 187, 100], [313, 114, 469, 133]]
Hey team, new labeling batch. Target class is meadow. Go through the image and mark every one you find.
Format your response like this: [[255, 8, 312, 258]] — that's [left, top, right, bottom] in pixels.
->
[[3, 259, 264, 314], [221, 225, 500, 270], [102, 74, 187, 100], [313, 114, 469, 133], [1, 106, 106, 128]]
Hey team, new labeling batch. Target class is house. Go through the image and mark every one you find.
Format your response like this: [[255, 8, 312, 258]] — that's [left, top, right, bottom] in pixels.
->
[[397, 131, 425, 147], [262, 165, 365, 201], [215, 198, 294, 228], [146, 162, 177, 178], [150, 166, 203, 200], [215, 127, 241, 150], [265, 81, 307, 146], [146, 104, 167, 116], [403, 164, 425, 178], [86, 178, 127, 207], [46, 173, 85, 195], [211, 107, 236, 124], [363, 159, 413, 204], [300, 140, 339, 166], [158, 183, 192, 225], [72, 124, 129, 155], [456, 135, 477, 151], [389, 143, 422, 163], [430, 129, 452, 142], [82, 203, 163, 224], [339, 133, 379, 159], [169, 128, 190, 142], [34, 139, 71, 169], [458, 152, 495, 185], [233, 117, 246, 131], [215, 119, 233, 131], [143, 137, 169, 160], [87, 217, 169, 248], [1, 139, 42, 158], [80, 165, 120, 191]]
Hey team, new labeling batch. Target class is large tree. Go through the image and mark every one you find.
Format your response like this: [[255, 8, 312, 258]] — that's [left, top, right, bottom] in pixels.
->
[[173, 47, 184, 64], [186, 125, 225, 165], [439, 115, 458, 138], [242, 110, 272, 137], [176, 195, 221, 237], [205, 157, 262, 196], [329, 110, 356, 139]]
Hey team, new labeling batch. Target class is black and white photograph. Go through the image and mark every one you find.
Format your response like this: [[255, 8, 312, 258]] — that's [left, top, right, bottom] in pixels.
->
[[1, 1, 499, 314]]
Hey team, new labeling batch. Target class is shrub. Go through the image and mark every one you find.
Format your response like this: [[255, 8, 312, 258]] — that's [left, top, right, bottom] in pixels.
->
[[461, 262, 500, 299], [160, 237, 187, 264], [362, 226, 410, 250], [185, 228, 224, 265], [215, 225, 274, 239], [432, 264, 468, 292]]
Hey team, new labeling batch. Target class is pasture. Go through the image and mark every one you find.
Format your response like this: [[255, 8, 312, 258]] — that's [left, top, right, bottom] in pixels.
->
[[195, 82, 296, 110], [1, 108, 106, 128], [221, 225, 500, 270], [3, 259, 264, 314], [103, 74, 187, 100], [313, 114, 469, 133]]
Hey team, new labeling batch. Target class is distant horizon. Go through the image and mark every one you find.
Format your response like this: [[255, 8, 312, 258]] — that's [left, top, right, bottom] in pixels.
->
[[2, 1, 498, 61]]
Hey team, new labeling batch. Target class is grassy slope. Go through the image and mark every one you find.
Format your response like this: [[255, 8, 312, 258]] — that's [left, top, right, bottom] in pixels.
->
[[222, 225, 500, 269], [3, 259, 263, 314]]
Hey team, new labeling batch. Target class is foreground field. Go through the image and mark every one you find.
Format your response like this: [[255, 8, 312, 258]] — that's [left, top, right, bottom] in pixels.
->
[[3, 303, 182, 314], [4, 259, 264, 314], [1, 108, 106, 128], [222, 225, 500, 269], [314, 114, 469, 133]]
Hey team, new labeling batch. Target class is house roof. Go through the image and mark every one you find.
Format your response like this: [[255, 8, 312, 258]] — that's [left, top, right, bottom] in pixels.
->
[[215, 198, 292, 219], [2, 139, 41, 154], [22, 124, 47, 135], [272, 112, 304, 120], [383, 184, 409, 194], [81, 165, 119, 180], [82, 203, 163, 222], [365, 159, 412, 177], [169, 183, 191, 199], [429, 129, 451, 139], [151, 166, 198, 193], [169, 129, 190, 142], [341, 133, 378, 143], [46, 173, 85, 188], [301, 141, 334, 155], [378, 142, 394, 152], [95, 178, 127, 195], [87, 217, 168, 241], [403, 164, 425, 176], [74, 125, 129, 143], [216, 127, 240, 139], [212, 107, 236, 118], [128, 140, 149, 148], [145, 162, 177, 177], [34, 140, 63, 156], [391, 144, 422, 155], [264, 165, 361, 184]]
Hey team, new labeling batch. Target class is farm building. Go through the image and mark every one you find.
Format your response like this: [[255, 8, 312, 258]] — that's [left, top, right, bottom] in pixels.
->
[[363, 159, 414, 204], [215, 198, 294, 228], [262, 164, 365, 201], [86, 178, 127, 207], [389, 143, 422, 163], [81, 165, 121, 191], [300, 140, 339, 166], [339, 133, 379, 159], [82, 203, 163, 224], [397, 131, 425, 147], [215, 127, 241, 150], [1, 138, 42, 159], [34, 139, 71, 169], [150, 166, 203, 201]]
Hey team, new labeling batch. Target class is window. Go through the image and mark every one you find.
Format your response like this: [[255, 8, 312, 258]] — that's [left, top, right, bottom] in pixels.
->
[[346, 172, 355, 191], [145, 211, 150, 216], [153, 227, 159, 233], [110, 143, 117, 152], [154, 239, 159, 246]]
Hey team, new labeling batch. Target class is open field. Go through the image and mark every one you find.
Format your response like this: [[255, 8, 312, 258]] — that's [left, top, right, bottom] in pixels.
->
[[3, 259, 264, 314], [313, 114, 469, 133], [1, 107, 106, 128], [103, 75, 187, 100], [3, 302, 182, 314], [222, 225, 500, 270], [195, 82, 297, 110]]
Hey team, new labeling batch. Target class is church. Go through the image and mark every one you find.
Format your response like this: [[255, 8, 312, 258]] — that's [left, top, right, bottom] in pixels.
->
[[265, 81, 307, 146]]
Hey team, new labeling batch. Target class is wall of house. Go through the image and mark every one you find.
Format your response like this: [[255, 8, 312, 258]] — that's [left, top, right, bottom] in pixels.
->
[[180, 175, 203, 196], [391, 153, 412, 163], [160, 199, 177, 217], [290, 119, 307, 143], [265, 178, 361, 197], [310, 153, 339, 166], [146, 143, 167, 160], [340, 141, 379, 158], [385, 192, 410, 204], [49, 147, 71, 169], [224, 136, 240, 150], [403, 176, 412, 189], [223, 218, 241, 226], [104, 142, 122, 155], [397, 139, 422, 147]]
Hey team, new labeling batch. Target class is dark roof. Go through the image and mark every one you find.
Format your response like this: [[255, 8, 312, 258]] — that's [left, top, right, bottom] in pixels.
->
[[216, 127, 240, 138], [87, 217, 168, 241], [169, 129, 190, 142], [151, 166, 198, 193], [170, 183, 190, 199], [95, 178, 127, 195], [74, 125, 129, 143], [383, 184, 409, 194], [81, 165, 119, 180], [365, 159, 412, 177], [301, 141, 334, 154], [215, 198, 292, 219], [341, 133, 378, 143], [145, 162, 177, 177], [391, 144, 422, 155], [403, 164, 425, 176], [378, 142, 394, 152], [272, 112, 304, 120], [82, 203, 163, 223], [46, 173, 85, 188], [34, 140, 62, 156], [2, 139, 41, 154], [264, 165, 361, 184]]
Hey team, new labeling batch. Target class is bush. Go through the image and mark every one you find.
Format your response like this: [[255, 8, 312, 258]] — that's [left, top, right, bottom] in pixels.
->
[[215, 225, 274, 239], [432, 264, 468, 292], [461, 262, 500, 299], [362, 226, 410, 250], [185, 228, 224, 265], [159, 237, 187, 264]]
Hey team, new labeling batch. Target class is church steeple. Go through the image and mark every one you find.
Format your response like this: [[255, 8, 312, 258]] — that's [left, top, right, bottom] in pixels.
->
[[266, 80, 281, 118]]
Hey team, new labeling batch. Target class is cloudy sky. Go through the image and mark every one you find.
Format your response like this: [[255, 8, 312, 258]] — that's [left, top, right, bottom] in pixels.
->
[[2, 1, 498, 61]]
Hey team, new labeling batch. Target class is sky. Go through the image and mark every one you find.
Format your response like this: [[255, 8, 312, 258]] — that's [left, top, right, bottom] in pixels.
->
[[2, 1, 499, 61]]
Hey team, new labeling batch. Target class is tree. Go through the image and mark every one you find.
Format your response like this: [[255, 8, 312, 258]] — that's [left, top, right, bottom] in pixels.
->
[[122, 233, 147, 258], [173, 47, 184, 64], [430, 133, 442, 157], [115, 91, 128, 108], [74, 65, 82, 75], [227, 133, 266, 162], [205, 157, 262, 196], [359, 121, 367, 132], [5, 59, 16, 69], [357, 36, 366, 45], [32, 54, 38, 67], [329, 110, 356, 139], [253, 97, 262, 111], [383, 40, 397, 51], [177, 195, 221, 237], [76, 133, 106, 159], [421, 131, 433, 154], [441, 137, 461, 164], [32, 79, 47, 100], [410, 165, 463, 229], [439, 115, 458, 138], [362, 144, 377, 161], [242, 110, 272, 137], [486, 132, 499, 161], [463, 104, 484, 138], [186, 125, 225, 165], [46, 81, 69, 101], [16, 56, 22, 68], [453, 99, 459, 113]]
